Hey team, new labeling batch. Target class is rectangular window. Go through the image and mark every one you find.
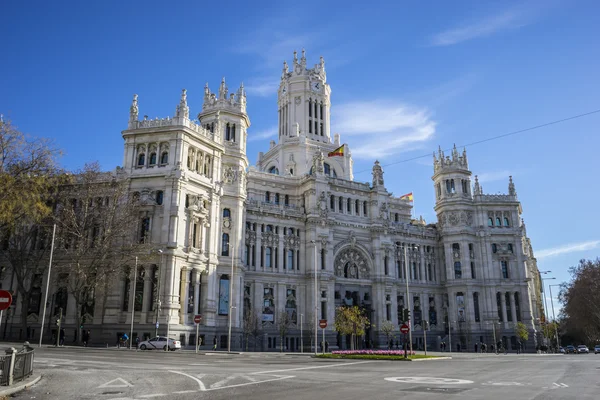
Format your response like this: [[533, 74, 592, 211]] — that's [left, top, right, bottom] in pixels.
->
[[363, 202, 367, 216], [287, 250, 294, 270], [265, 247, 272, 268], [384, 256, 389, 276], [454, 261, 462, 279], [275, 248, 279, 268], [471, 262, 476, 279], [501, 261, 509, 279], [321, 249, 326, 270], [473, 293, 480, 322], [386, 304, 391, 321], [321, 301, 327, 320]]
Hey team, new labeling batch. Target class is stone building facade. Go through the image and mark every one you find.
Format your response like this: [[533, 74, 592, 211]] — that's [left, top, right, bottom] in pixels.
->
[[3, 51, 544, 351]]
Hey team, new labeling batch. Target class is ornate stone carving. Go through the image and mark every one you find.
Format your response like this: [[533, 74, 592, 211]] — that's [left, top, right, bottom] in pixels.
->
[[312, 151, 324, 175], [222, 165, 237, 184], [284, 233, 300, 249], [245, 230, 256, 245], [334, 248, 370, 279], [261, 231, 277, 247], [129, 94, 139, 123], [372, 160, 384, 186]]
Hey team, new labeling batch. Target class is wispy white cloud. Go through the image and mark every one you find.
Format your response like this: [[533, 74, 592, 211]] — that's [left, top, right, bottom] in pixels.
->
[[332, 101, 436, 160], [245, 78, 280, 97], [248, 126, 277, 142], [430, 9, 528, 46], [477, 170, 511, 184], [536, 240, 600, 259]]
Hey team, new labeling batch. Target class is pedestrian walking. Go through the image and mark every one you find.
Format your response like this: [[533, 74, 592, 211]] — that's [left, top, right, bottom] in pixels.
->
[[517, 341, 521, 354], [59, 328, 65, 346], [135, 336, 140, 349], [325, 341, 329, 353], [213, 336, 217, 350], [474, 343, 478, 353]]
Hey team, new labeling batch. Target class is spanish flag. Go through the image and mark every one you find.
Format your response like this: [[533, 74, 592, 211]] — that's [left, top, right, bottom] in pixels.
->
[[327, 145, 344, 157], [400, 192, 414, 202]]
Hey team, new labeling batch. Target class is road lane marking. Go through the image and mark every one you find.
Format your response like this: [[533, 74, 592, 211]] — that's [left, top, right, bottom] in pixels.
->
[[188, 363, 209, 366], [385, 377, 474, 385], [139, 395, 166, 398], [168, 371, 206, 391], [203, 375, 294, 391], [173, 390, 196, 394], [98, 378, 133, 388], [210, 375, 239, 388], [251, 360, 374, 375]]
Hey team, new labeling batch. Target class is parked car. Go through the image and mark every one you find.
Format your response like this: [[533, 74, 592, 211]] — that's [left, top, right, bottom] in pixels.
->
[[577, 345, 589, 354], [558, 346, 565, 354], [594, 345, 600, 354], [565, 345, 576, 354], [138, 336, 181, 351]]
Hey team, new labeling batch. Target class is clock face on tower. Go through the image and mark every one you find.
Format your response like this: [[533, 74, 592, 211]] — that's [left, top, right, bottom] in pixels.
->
[[311, 81, 321, 92]]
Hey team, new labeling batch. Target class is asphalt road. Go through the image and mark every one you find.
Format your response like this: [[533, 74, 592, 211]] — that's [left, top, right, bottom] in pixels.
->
[[7, 345, 600, 400]]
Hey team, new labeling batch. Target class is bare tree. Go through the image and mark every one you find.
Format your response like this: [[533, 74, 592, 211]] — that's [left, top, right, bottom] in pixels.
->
[[242, 307, 262, 351], [53, 163, 150, 342], [0, 116, 63, 339], [277, 309, 292, 352], [380, 320, 395, 348]]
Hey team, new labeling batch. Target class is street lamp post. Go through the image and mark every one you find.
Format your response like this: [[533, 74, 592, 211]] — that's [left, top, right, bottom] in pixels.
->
[[39, 224, 56, 348], [300, 313, 303, 353], [155, 250, 164, 338], [540, 275, 555, 345], [448, 320, 452, 353], [129, 256, 138, 350], [228, 243, 235, 353], [403, 244, 415, 354], [549, 284, 561, 350], [311, 240, 318, 356]]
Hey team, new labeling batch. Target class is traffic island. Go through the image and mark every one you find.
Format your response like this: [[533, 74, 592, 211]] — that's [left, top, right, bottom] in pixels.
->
[[314, 350, 448, 361]]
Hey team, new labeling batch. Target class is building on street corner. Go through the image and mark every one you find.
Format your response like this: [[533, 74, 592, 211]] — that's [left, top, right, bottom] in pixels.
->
[[2, 50, 545, 352]]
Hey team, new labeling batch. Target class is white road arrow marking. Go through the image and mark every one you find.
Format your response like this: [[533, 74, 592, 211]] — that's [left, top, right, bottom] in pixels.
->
[[168, 371, 206, 391], [97, 377, 133, 388]]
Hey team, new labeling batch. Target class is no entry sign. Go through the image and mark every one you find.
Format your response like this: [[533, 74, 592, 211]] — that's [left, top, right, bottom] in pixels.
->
[[400, 324, 409, 334], [319, 319, 327, 329], [0, 290, 12, 311], [194, 315, 202, 324]]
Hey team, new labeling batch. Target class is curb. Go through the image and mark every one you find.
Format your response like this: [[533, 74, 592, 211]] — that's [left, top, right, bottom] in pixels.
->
[[410, 356, 452, 361], [0, 374, 42, 397]]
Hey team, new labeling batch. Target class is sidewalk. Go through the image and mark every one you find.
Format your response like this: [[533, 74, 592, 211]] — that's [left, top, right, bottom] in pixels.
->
[[0, 374, 41, 398]]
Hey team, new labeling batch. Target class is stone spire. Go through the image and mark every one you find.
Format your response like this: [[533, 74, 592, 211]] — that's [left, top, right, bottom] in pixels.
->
[[300, 48, 307, 69], [473, 175, 481, 195], [508, 176, 517, 196], [129, 94, 139, 125], [282, 60, 289, 78], [218, 77, 228, 99], [176, 89, 189, 119]]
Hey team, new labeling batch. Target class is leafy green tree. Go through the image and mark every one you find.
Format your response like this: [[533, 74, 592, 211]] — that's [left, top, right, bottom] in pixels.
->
[[515, 321, 529, 343], [333, 306, 371, 350]]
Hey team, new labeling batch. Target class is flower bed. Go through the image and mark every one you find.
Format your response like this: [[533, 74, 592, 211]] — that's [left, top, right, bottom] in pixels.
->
[[332, 350, 416, 356]]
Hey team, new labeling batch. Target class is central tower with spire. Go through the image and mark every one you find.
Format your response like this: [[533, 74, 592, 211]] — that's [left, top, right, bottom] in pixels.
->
[[278, 49, 331, 144]]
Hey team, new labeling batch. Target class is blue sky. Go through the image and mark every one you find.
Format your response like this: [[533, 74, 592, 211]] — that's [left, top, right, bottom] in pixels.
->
[[2, 0, 599, 314]]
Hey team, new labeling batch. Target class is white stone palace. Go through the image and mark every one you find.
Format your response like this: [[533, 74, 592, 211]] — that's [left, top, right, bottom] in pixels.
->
[[5, 50, 545, 351]]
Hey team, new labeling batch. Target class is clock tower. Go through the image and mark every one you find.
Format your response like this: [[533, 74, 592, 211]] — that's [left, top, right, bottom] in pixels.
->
[[278, 49, 331, 144]]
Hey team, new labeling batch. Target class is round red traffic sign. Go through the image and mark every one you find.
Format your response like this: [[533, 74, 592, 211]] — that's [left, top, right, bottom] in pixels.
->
[[319, 319, 327, 329], [400, 324, 409, 334], [0, 290, 13, 311], [194, 315, 202, 324]]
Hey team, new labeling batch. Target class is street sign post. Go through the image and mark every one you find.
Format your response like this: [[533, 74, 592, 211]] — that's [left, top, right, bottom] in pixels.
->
[[0, 290, 13, 335], [319, 320, 327, 354], [194, 315, 202, 354], [400, 324, 409, 334]]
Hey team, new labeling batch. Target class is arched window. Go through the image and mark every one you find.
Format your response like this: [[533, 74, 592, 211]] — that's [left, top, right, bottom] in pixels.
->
[[492, 243, 497, 253], [347, 198, 351, 212], [330, 195, 335, 210], [355, 199, 360, 215], [137, 153, 145, 166], [363, 201, 368, 216], [504, 217, 510, 227], [218, 275, 229, 315], [394, 213, 399, 222], [454, 261, 462, 279], [324, 163, 330, 176], [338, 197, 343, 212], [160, 152, 168, 164], [221, 233, 230, 256], [223, 208, 231, 218], [496, 217, 501, 226], [268, 166, 279, 175], [265, 191, 270, 202], [505, 292, 513, 321], [284, 195, 289, 206], [231, 124, 236, 142], [139, 217, 150, 243], [275, 193, 280, 204], [156, 191, 164, 205], [488, 217, 493, 226], [225, 123, 231, 141], [149, 152, 157, 165], [204, 156, 211, 176]]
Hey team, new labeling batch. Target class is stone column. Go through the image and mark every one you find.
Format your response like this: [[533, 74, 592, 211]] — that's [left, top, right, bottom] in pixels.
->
[[200, 220, 208, 254], [180, 267, 189, 324], [419, 246, 426, 283], [141, 266, 153, 322], [500, 292, 508, 324], [510, 292, 518, 324]]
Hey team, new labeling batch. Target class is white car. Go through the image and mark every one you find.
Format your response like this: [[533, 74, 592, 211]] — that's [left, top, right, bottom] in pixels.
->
[[577, 345, 589, 354], [138, 336, 181, 351]]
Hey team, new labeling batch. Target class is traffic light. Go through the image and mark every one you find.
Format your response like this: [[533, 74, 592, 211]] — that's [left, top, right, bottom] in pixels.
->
[[56, 318, 61, 327], [423, 320, 429, 330], [403, 309, 411, 322]]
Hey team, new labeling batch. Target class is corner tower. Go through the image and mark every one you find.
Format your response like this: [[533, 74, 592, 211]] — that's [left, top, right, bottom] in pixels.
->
[[278, 49, 331, 144]]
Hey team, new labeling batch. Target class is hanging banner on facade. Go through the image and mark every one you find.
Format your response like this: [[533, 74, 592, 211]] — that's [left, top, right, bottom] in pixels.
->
[[218, 277, 229, 315]]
